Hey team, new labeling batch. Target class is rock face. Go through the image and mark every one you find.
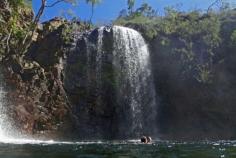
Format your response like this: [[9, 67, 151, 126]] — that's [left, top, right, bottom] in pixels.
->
[[2, 24, 158, 139], [115, 19, 236, 140], [2, 19, 74, 137], [3, 52, 69, 136], [149, 29, 236, 140], [64, 26, 158, 139], [3, 16, 236, 141], [64, 27, 117, 139]]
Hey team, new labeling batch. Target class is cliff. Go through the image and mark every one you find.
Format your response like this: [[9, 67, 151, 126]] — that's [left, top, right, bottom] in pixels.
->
[[118, 9, 236, 140], [2, 1, 236, 140]]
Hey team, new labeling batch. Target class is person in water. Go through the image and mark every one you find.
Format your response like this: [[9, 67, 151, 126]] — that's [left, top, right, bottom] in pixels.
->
[[141, 136, 152, 143], [147, 136, 152, 143]]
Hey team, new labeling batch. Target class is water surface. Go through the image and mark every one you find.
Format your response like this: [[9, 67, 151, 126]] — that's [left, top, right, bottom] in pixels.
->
[[0, 140, 236, 158]]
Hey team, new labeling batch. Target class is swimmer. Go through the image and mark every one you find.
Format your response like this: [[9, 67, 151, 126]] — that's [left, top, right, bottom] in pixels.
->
[[147, 136, 152, 143], [141, 136, 152, 143], [141, 136, 147, 143]]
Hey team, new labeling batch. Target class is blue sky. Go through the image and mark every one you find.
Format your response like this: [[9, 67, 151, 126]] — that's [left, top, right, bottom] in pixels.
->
[[32, 0, 235, 24]]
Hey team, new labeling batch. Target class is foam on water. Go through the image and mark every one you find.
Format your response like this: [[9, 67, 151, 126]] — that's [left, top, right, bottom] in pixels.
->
[[0, 138, 145, 145], [0, 138, 106, 145]]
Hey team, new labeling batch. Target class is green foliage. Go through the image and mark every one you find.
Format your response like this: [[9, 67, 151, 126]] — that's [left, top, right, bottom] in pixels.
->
[[61, 20, 91, 45], [195, 64, 213, 83], [0, 0, 32, 60], [8, 0, 25, 7], [230, 29, 236, 44], [136, 3, 156, 17], [61, 23, 76, 45], [115, 4, 224, 84], [86, 0, 102, 22], [114, 3, 159, 40], [127, 0, 135, 14]]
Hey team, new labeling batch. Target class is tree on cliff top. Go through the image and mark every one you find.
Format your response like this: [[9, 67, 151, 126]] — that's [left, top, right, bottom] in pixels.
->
[[86, 0, 102, 23], [0, 0, 33, 59], [127, 0, 135, 14], [21, 0, 79, 55]]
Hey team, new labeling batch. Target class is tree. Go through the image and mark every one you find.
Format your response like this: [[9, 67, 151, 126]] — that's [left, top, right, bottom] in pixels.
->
[[0, 0, 32, 58], [127, 0, 135, 14], [86, 0, 101, 23], [21, 0, 78, 55], [136, 3, 156, 17], [207, 0, 222, 13]]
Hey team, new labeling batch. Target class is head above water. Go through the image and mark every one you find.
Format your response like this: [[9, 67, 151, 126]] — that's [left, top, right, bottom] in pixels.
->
[[141, 136, 152, 143]]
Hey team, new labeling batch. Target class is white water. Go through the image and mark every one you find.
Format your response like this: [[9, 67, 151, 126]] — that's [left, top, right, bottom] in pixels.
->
[[0, 74, 58, 145], [0, 26, 157, 143], [0, 138, 104, 145], [0, 84, 26, 144], [0, 87, 6, 138], [112, 26, 157, 137], [0, 84, 16, 141], [95, 26, 104, 106]]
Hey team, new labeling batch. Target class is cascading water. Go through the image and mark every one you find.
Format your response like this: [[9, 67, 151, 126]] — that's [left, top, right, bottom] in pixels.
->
[[0, 70, 48, 144], [0, 71, 17, 141], [65, 25, 158, 139], [0, 71, 73, 144], [0, 25, 157, 143], [0, 86, 9, 139], [112, 26, 157, 137], [95, 27, 104, 108]]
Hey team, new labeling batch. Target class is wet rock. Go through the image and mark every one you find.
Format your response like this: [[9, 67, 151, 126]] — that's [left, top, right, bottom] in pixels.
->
[[0, 19, 80, 137]]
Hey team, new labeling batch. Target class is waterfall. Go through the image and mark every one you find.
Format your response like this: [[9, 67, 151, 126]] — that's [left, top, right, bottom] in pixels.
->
[[65, 25, 158, 139], [0, 87, 8, 139], [112, 26, 157, 137], [0, 72, 15, 140], [95, 27, 104, 108]]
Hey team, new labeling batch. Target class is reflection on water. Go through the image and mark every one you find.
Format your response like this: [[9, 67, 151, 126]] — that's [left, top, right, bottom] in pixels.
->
[[0, 140, 236, 158]]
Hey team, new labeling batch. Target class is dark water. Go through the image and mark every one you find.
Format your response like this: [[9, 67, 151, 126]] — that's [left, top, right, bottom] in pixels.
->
[[0, 140, 236, 158]]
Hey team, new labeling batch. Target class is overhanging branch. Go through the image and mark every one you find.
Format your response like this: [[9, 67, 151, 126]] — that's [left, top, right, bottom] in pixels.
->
[[207, 0, 222, 13], [45, 0, 64, 7]]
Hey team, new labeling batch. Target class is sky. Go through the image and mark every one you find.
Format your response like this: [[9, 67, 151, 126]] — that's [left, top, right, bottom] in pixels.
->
[[32, 0, 235, 24]]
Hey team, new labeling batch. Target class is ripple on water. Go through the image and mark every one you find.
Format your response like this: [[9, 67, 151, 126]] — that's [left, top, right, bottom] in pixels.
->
[[0, 140, 235, 158]]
